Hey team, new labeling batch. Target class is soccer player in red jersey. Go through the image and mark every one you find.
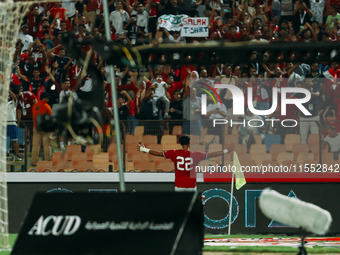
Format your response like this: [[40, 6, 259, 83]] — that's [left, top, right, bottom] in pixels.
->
[[137, 135, 235, 191]]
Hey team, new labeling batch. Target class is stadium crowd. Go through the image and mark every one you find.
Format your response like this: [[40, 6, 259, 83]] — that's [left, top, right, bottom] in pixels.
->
[[7, 0, 340, 166]]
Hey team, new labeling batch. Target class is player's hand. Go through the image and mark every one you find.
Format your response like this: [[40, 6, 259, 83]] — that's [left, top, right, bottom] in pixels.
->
[[137, 142, 145, 151], [226, 143, 236, 153]]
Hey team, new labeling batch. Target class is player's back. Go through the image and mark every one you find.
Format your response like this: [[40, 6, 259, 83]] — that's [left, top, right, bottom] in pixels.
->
[[163, 149, 207, 189]]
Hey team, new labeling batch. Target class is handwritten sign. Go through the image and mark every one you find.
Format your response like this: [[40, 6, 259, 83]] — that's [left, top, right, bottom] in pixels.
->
[[181, 17, 209, 37], [158, 14, 188, 31]]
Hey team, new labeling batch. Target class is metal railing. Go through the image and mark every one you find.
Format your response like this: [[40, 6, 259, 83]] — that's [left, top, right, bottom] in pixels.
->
[[5, 119, 340, 172]]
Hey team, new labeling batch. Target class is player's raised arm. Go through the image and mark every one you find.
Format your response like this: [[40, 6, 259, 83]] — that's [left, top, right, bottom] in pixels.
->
[[137, 143, 164, 157], [207, 143, 236, 158]]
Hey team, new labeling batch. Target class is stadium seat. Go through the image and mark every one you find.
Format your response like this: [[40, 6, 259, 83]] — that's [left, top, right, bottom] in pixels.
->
[[54, 160, 73, 172], [322, 152, 335, 162], [36, 161, 54, 172], [93, 153, 110, 171], [249, 144, 266, 154], [146, 144, 163, 152], [126, 143, 137, 152], [231, 125, 238, 135], [292, 144, 309, 160], [190, 144, 205, 152], [235, 144, 247, 154], [207, 144, 223, 164], [251, 153, 272, 165], [134, 126, 144, 138], [245, 134, 262, 145], [155, 159, 174, 172], [198, 160, 216, 169], [142, 135, 158, 145], [66, 144, 82, 160], [71, 152, 88, 170], [208, 143, 223, 153], [239, 159, 257, 167], [161, 135, 177, 145], [190, 135, 200, 145], [280, 160, 297, 171], [52, 152, 66, 166], [127, 151, 149, 162], [261, 160, 278, 166], [172, 126, 182, 136], [270, 144, 286, 161], [125, 161, 134, 172], [162, 143, 182, 150], [264, 134, 281, 152], [125, 135, 136, 144], [307, 133, 320, 147], [74, 160, 95, 172], [86, 144, 102, 161], [225, 134, 239, 145], [296, 152, 314, 164], [276, 152, 294, 164], [134, 160, 155, 172], [284, 134, 300, 152]]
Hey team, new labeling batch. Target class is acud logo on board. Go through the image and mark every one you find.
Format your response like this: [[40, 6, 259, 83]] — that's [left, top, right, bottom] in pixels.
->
[[28, 215, 81, 236]]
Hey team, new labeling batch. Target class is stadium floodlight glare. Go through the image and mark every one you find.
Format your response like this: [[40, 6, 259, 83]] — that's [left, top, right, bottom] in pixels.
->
[[259, 189, 332, 235]]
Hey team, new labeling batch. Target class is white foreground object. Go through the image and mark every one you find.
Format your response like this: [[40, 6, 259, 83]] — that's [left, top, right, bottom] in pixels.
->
[[259, 189, 332, 235]]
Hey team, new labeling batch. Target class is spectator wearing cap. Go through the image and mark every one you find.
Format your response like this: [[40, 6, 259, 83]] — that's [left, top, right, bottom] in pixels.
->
[[31, 92, 53, 167], [323, 125, 340, 160], [17, 25, 34, 53], [209, 15, 226, 39]]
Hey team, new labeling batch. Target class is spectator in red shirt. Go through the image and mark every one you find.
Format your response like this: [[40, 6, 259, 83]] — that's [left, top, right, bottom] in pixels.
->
[[225, 25, 243, 42]]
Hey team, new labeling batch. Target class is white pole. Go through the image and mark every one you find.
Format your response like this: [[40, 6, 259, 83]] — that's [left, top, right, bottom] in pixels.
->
[[228, 172, 235, 235], [103, 0, 126, 192]]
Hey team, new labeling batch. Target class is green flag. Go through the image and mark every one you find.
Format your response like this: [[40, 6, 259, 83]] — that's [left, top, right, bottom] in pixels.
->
[[233, 152, 246, 190]]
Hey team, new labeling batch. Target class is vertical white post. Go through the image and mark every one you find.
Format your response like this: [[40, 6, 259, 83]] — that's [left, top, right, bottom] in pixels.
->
[[103, 0, 126, 192], [228, 173, 235, 235]]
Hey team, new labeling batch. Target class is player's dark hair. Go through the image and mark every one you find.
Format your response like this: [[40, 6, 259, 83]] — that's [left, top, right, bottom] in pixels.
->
[[179, 135, 190, 145]]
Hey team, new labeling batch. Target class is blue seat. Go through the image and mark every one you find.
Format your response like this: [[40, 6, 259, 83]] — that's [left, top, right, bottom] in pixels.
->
[[264, 134, 281, 152]]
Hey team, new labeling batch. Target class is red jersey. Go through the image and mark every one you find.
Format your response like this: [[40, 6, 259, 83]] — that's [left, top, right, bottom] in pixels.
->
[[67, 64, 82, 89], [148, 0, 160, 17], [17, 91, 37, 120], [50, 7, 67, 21], [163, 149, 207, 188], [168, 81, 183, 101]]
